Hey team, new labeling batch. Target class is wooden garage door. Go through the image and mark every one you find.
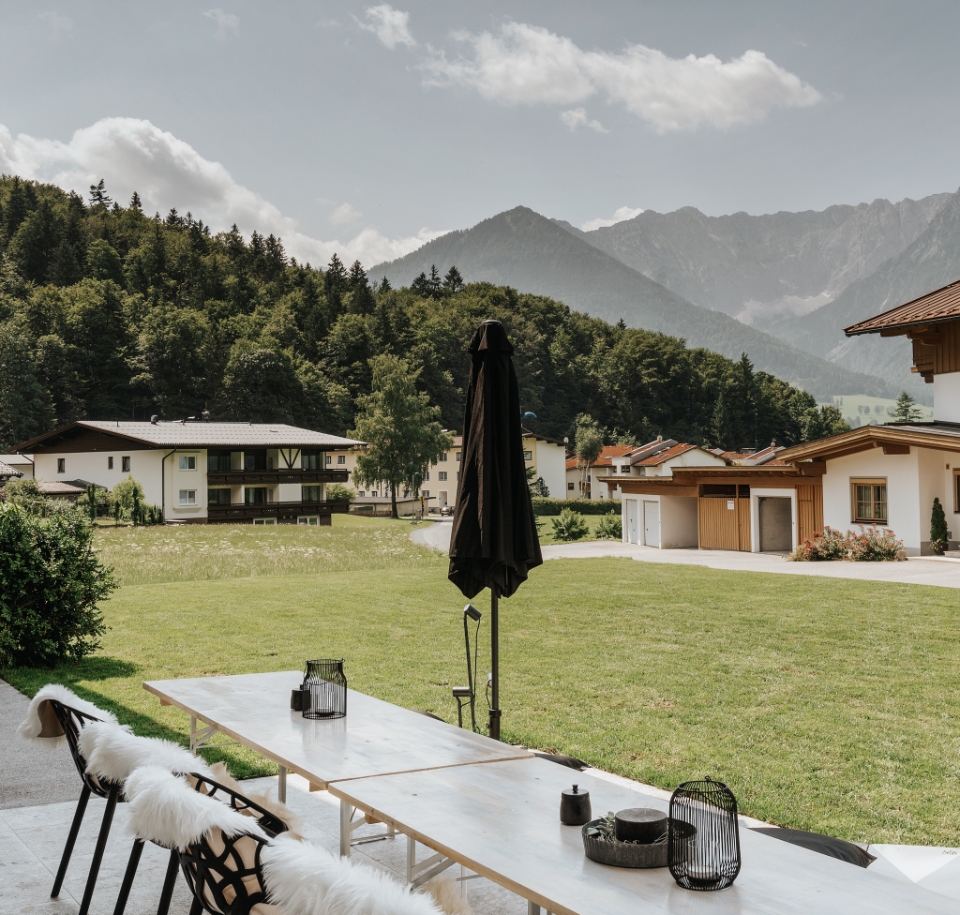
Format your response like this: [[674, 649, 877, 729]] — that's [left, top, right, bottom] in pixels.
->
[[699, 485, 751, 551], [796, 484, 823, 545]]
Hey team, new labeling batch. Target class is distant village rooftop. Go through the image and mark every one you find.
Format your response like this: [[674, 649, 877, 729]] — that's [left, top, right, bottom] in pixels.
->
[[13, 421, 364, 453]]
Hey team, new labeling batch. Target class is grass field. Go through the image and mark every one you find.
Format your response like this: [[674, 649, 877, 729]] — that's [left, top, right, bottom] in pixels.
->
[[5, 516, 960, 846]]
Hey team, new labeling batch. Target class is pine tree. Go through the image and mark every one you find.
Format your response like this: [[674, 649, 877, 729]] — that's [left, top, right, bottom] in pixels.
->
[[442, 265, 464, 294], [428, 264, 442, 298], [377, 276, 392, 294], [88, 179, 112, 208], [931, 497, 949, 554], [892, 391, 923, 423], [129, 191, 142, 211]]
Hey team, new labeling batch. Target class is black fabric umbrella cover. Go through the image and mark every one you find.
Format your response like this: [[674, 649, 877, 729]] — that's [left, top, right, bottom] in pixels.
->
[[448, 320, 543, 599]]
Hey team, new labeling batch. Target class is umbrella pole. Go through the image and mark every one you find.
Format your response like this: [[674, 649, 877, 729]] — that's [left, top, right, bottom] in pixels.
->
[[489, 591, 501, 740]]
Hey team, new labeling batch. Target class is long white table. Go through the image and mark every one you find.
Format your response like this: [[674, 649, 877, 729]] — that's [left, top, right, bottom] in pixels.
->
[[143, 670, 531, 853], [327, 756, 957, 915]]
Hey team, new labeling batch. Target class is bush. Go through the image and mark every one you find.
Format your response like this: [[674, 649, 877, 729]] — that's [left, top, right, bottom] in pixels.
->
[[326, 484, 355, 502], [532, 497, 619, 516], [931, 497, 949, 555], [790, 527, 846, 562], [77, 484, 113, 520], [1, 478, 48, 514], [112, 477, 145, 519], [595, 513, 622, 540], [847, 526, 903, 562], [0, 504, 115, 667], [551, 508, 589, 541]]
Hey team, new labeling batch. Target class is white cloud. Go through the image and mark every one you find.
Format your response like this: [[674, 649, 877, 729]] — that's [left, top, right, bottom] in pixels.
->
[[330, 202, 362, 226], [38, 11, 72, 39], [560, 108, 608, 133], [0, 117, 444, 268], [580, 206, 644, 232], [422, 21, 821, 132], [357, 4, 415, 49], [203, 8, 239, 41]]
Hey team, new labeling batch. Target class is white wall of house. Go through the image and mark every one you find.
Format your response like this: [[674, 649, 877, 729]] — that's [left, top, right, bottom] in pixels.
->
[[822, 449, 921, 553], [33, 449, 167, 508], [660, 495, 698, 548], [934, 371, 960, 423], [532, 439, 566, 499], [163, 450, 207, 521]]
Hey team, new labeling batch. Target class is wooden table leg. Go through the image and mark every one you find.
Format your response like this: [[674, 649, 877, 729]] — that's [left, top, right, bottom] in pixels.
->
[[339, 800, 354, 858]]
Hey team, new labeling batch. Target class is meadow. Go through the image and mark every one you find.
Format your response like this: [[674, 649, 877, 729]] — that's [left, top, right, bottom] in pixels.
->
[[5, 516, 960, 846]]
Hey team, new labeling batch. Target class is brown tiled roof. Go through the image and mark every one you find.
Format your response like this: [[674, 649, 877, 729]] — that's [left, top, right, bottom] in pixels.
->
[[845, 279, 960, 336], [0, 461, 22, 478], [633, 443, 699, 466], [37, 480, 87, 495], [564, 444, 634, 471], [778, 421, 960, 461], [16, 421, 364, 452]]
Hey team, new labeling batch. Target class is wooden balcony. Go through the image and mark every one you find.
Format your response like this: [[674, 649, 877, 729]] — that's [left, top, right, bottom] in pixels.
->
[[206, 499, 351, 523], [206, 469, 349, 486]]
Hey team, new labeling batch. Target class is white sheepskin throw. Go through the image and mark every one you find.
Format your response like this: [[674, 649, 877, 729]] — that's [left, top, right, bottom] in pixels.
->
[[262, 833, 450, 915], [125, 766, 265, 852], [17, 683, 117, 748], [78, 721, 209, 785]]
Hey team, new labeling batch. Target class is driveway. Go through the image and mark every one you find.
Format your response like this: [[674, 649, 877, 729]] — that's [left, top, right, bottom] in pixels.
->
[[412, 521, 960, 589]]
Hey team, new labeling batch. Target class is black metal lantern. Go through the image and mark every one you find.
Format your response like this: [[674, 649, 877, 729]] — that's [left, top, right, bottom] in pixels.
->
[[302, 659, 347, 720], [668, 778, 741, 891]]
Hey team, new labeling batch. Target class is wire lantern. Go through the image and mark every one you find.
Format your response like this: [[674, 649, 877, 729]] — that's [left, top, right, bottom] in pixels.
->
[[302, 659, 347, 720], [668, 778, 741, 891]]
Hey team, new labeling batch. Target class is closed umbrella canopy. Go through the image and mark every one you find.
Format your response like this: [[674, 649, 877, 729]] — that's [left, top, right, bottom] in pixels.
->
[[449, 319, 542, 738]]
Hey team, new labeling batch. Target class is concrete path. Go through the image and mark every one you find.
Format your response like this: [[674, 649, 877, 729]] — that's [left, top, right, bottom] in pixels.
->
[[412, 521, 960, 589], [0, 680, 79, 809]]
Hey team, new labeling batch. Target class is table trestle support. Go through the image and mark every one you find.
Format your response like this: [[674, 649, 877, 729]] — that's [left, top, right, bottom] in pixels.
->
[[189, 717, 239, 754], [338, 801, 396, 858]]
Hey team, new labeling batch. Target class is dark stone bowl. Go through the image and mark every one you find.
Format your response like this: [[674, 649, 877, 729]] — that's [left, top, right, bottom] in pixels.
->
[[581, 819, 669, 869]]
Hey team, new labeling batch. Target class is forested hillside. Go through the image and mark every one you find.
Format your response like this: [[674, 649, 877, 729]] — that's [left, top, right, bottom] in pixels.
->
[[0, 177, 845, 453]]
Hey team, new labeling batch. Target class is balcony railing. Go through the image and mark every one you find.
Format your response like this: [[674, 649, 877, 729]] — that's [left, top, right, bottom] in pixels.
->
[[206, 469, 349, 486], [206, 499, 351, 523]]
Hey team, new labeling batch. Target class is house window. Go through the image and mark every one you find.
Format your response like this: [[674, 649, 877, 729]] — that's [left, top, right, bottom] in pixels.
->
[[179, 455, 196, 471], [955, 471, 960, 512], [122, 456, 131, 472], [108, 456, 114, 470], [439, 452, 447, 462], [208, 452, 231, 472], [208, 489, 230, 505], [253, 518, 277, 526], [455, 452, 461, 462], [371, 490, 378, 498], [245, 487, 268, 504], [325, 455, 332, 465], [57, 458, 65, 473], [298, 516, 319, 525], [438, 471, 448, 481], [179, 489, 197, 506], [337, 455, 346, 465], [423, 471, 430, 481], [852, 479, 888, 524], [358, 491, 365, 497], [422, 490, 429, 498], [244, 452, 267, 471], [568, 482, 575, 491], [301, 451, 320, 470], [523, 450, 533, 461], [303, 485, 320, 502]]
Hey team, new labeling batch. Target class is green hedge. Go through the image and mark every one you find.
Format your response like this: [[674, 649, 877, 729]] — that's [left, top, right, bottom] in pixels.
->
[[531, 497, 620, 516]]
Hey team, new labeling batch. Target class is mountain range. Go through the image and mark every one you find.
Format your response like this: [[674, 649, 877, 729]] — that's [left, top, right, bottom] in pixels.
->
[[370, 191, 960, 403]]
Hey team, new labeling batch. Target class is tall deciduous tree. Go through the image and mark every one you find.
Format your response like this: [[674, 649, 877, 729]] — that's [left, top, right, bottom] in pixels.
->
[[349, 355, 453, 518], [574, 413, 604, 497]]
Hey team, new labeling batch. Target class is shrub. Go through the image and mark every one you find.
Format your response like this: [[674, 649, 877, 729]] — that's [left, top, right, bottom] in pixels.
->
[[847, 526, 903, 562], [595, 513, 622, 540], [326, 484, 355, 502], [532, 497, 619, 516], [551, 508, 589, 541], [1, 478, 48, 514], [0, 504, 115, 667], [790, 527, 846, 562], [931, 497, 949, 555], [77, 484, 113, 520], [112, 477, 145, 519]]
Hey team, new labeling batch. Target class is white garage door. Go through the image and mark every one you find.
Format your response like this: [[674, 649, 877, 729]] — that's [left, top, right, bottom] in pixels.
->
[[643, 500, 660, 548], [626, 500, 639, 544]]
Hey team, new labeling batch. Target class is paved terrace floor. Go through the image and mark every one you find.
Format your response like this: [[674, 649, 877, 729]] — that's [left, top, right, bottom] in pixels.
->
[[412, 520, 960, 589]]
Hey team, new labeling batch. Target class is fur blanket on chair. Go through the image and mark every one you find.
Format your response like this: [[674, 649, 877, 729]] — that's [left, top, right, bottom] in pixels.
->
[[207, 761, 305, 840], [125, 766, 266, 851], [263, 834, 471, 915], [17, 683, 117, 748], [78, 721, 209, 785]]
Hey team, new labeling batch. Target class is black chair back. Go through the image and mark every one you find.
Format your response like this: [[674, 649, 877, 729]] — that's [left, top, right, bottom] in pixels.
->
[[48, 699, 114, 798]]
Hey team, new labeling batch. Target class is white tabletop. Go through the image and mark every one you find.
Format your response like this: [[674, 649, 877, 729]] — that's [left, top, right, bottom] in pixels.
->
[[327, 757, 955, 915], [144, 670, 530, 788]]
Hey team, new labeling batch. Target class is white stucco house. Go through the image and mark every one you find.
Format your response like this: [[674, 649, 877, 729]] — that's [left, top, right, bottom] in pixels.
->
[[11, 420, 362, 525]]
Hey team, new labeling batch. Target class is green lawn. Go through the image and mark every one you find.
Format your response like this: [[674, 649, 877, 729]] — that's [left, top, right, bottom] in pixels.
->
[[5, 517, 960, 846]]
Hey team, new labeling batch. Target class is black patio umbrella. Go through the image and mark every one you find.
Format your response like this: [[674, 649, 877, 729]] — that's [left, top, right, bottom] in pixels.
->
[[449, 320, 542, 740]]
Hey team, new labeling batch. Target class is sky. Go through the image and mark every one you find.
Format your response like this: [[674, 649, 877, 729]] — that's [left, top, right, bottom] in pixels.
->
[[2, 1, 960, 267]]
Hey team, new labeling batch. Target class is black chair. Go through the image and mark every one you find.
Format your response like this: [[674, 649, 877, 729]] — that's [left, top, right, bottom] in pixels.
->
[[752, 827, 876, 868], [47, 699, 121, 915], [114, 772, 289, 915]]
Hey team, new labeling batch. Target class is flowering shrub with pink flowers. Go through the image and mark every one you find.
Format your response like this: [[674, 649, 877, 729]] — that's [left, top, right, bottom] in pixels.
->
[[789, 525, 903, 562]]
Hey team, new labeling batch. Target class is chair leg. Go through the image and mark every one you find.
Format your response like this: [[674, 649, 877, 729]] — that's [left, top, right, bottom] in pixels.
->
[[112, 839, 145, 915], [51, 784, 91, 897], [188, 895, 203, 915], [156, 848, 180, 915], [78, 784, 119, 915]]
